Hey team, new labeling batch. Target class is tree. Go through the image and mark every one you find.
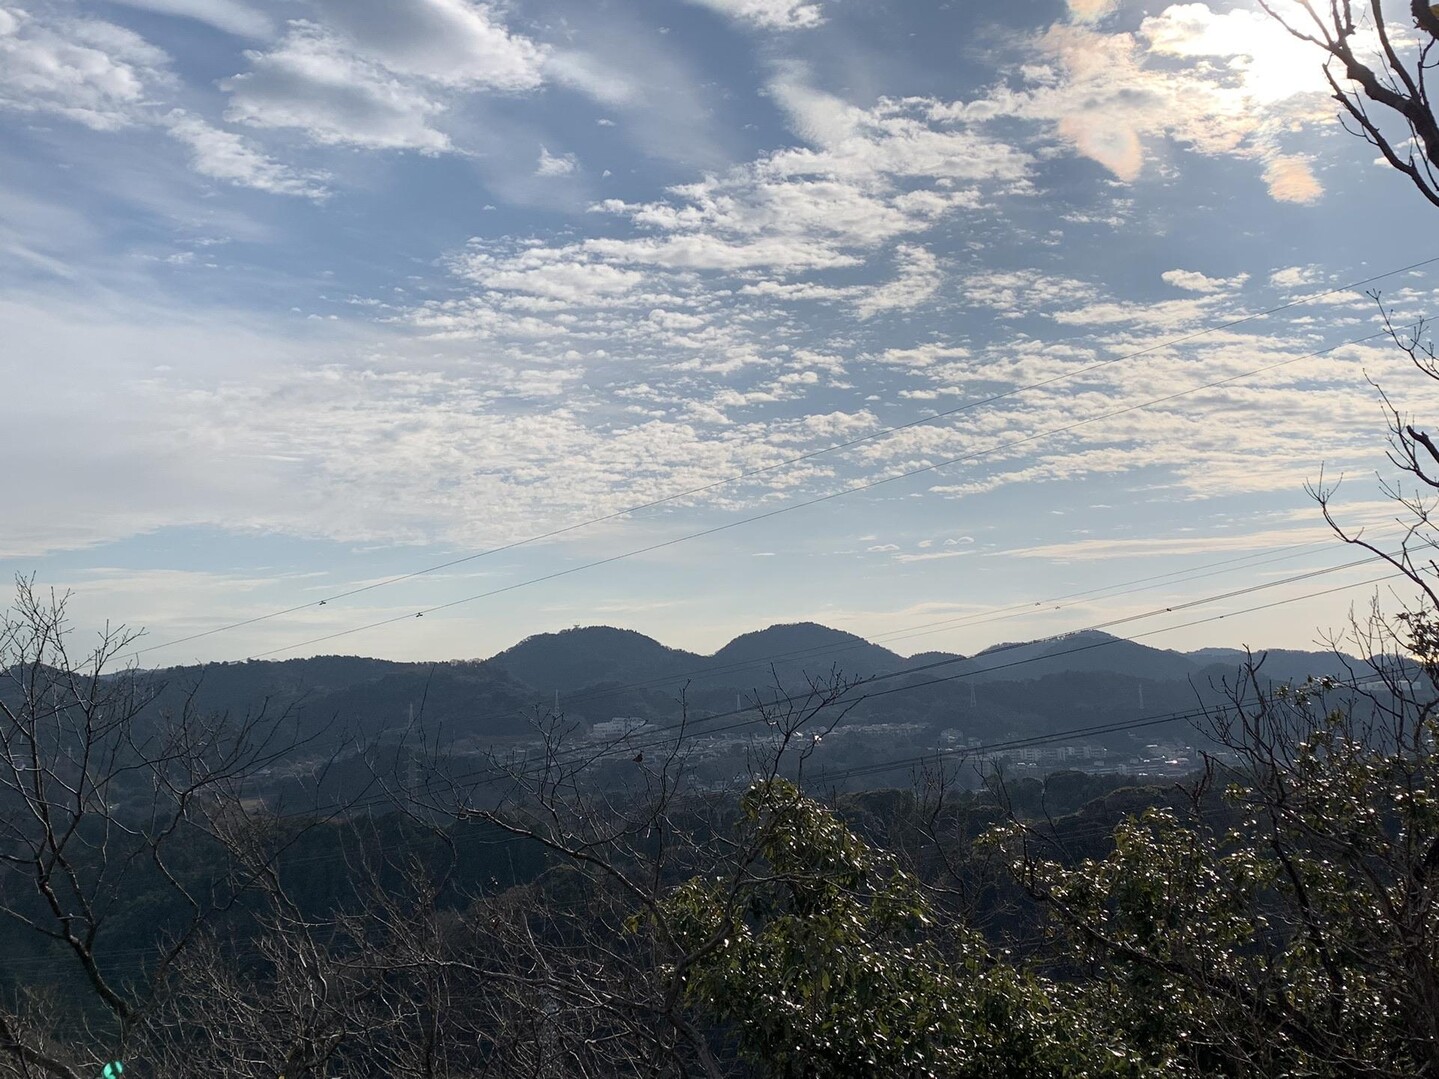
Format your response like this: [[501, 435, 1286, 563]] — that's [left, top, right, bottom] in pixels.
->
[[661, 776, 1143, 1079], [0, 579, 413, 1079], [1261, 0, 1439, 209], [986, 13, 1439, 1056], [661, 777, 961, 1079], [991, 309, 1439, 1074], [425, 671, 1146, 1077], [420, 674, 868, 1079]]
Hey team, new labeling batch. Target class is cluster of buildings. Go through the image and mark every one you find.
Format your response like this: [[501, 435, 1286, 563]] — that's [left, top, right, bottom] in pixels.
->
[[578, 716, 1208, 781]]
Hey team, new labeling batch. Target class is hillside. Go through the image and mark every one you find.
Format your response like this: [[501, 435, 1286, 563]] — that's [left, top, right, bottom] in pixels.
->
[[490, 626, 700, 694], [91, 624, 1378, 756], [706, 622, 907, 688], [960, 631, 1201, 682]]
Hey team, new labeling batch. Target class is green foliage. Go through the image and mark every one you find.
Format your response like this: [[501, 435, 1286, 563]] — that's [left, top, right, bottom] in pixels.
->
[[659, 779, 1143, 1079], [1000, 699, 1439, 1077], [663, 778, 949, 1078]]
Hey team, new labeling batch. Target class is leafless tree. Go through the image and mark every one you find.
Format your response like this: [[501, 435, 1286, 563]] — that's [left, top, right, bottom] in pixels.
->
[[0, 579, 371, 1079], [406, 671, 867, 1078], [1262, 0, 1439, 208], [0, 577, 885, 1078]]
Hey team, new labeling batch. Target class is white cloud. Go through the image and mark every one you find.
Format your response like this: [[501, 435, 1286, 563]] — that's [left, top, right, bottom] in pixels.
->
[[1140, 3, 1326, 106], [1067, 0, 1118, 22], [1263, 154, 1323, 204], [1, 0, 1424, 668], [960, 269, 1099, 313], [2, 295, 793, 558], [580, 88, 1031, 278], [1005, 525, 1347, 561], [455, 250, 644, 301], [584, 232, 860, 273], [1161, 268, 1248, 293], [310, 0, 545, 90], [535, 146, 577, 176], [877, 345, 970, 369], [0, 6, 172, 130], [685, 0, 825, 30], [529, 3, 734, 171], [409, 84, 1041, 408], [1270, 265, 1325, 289], [768, 71, 862, 146], [854, 244, 941, 319], [543, 49, 637, 106], [104, 0, 273, 39], [1050, 294, 1214, 329], [893, 549, 969, 563], [222, 23, 451, 152], [165, 111, 330, 197], [217, 1, 547, 156], [996, 8, 1335, 203], [0, 7, 343, 199]]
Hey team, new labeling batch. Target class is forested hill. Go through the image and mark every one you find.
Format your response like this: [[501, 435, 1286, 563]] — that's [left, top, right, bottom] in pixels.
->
[[93, 623, 1366, 747]]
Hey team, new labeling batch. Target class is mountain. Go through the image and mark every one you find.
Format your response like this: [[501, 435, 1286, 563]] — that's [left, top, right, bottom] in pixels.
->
[[1186, 646, 1357, 684], [89, 623, 1402, 765], [706, 622, 906, 689], [490, 626, 699, 695], [289, 663, 539, 739], [127, 655, 540, 743], [961, 631, 1201, 683], [903, 651, 966, 669], [489, 622, 913, 700]]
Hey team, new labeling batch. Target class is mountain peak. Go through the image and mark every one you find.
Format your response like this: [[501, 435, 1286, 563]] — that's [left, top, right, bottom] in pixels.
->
[[489, 625, 698, 694], [710, 622, 904, 680]]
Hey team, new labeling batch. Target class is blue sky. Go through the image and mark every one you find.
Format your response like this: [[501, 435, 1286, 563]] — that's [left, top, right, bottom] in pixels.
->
[[2, 0, 1436, 665]]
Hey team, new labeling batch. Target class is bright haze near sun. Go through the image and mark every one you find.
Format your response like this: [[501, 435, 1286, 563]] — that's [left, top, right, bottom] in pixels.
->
[[1, 0, 1432, 665]]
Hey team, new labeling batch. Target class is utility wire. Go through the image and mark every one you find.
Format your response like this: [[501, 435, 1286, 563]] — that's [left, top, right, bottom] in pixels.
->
[[421, 519, 1416, 737], [89, 561, 1383, 855], [243, 325, 1399, 660], [129, 255, 1439, 661], [58, 585, 1408, 949], [128, 557, 1385, 838], [400, 564, 1399, 800], [0, 695, 1275, 975], [436, 568, 1393, 817], [4, 567, 1410, 979]]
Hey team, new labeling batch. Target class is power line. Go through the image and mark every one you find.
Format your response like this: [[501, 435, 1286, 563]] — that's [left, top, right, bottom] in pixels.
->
[[346, 521, 1413, 749], [0, 668, 1360, 976], [0, 697, 1248, 976], [47, 550, 1398, 863], [3, 569, 1411, 979], [119, 555, 1385, 836], [540, 567, 1396, 773], [242, 324, 1400, 660], [374, 564, 1398, 805], [562, 568, 1396, 801], [72, 557, 1386, 858], [129, 254, 1439, 662], [20, 611, 1401, 981]]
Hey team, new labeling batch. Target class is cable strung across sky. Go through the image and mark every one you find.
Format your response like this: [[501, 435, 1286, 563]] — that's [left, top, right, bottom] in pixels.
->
[[422, 563, 1401, 791], [397, 524, 1416, 743], [237, 321, 1406, 661], [126, 254, 1439, 663]]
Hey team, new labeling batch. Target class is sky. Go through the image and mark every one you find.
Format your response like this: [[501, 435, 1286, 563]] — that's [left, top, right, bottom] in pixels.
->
[[2, 0, 1438, 668]]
